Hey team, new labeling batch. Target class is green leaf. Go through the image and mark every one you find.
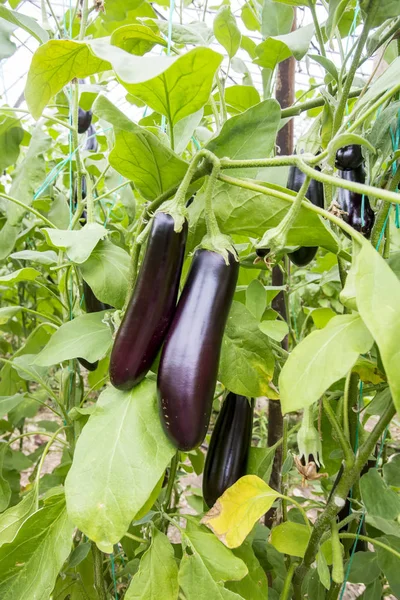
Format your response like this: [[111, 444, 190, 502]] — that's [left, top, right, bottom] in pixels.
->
[[327, 133, 375, 166], [261, 0, 293, 38], [254, 23, 314, 70], [125, 529, 179, 599], [0, 443, 11, 512], [258, 320, 288, 342], [351, 239, 400, 413], [94, 95, 188, 200], [225, 85, 260, 114], [0, 307, 21, 325], [148, 19, 214, 45], [188, 180, 339, 254], [316, 550, 330, 590], [0, 394, 25, 419], [0, 490, 37, 548], [65, 380, 175, 552], [363, 579, 383, 600], [270, 522, 309, 558], [241, 3, 260, 32], [246, 280, 266, 321], [42, 224, 108, 264], [25, 40, 110, 119], [0, 18, 16, 60], [219, 301, 275, 397], [279, 314, 374, 414], [247, 445, 276, 482], [80, 239, 130, 310], [174, 108, 203, 154], [310, 307, 336, 329], [0, 5, 48, 43], [346, 551, 381, 585], [179, 552, 243, 600], [226, 542, 269, 600], [121, 47, 222, 126], [309, 54, 339, 83], [359, 0, 400, 27], [207, 100, 280, 166], [383, 454, 400, 487], [360, 469, 400, 520], [9, 250, 58, 265], [0, 494, 73, 600], [0, 268, 40, 284], [184, 528, 248, 582], [376, 535, 400, 597], [34, 311, 112, 366], [111, 23, 167, 56], [0, 115, 23, 172], [213, 6, 241, 58], [356, 56, 400, 110]]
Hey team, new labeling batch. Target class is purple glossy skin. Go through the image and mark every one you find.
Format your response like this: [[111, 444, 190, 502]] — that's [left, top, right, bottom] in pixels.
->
[[78, 108, 92, 134], [85, 125, 98, 152], [335, 145, 363, 171], [338, 166, 374, 238], [157, 249, 239, 451], [203, 393, 254, 508], [110, 212, 188, 390], [287, 165, 324, 266]]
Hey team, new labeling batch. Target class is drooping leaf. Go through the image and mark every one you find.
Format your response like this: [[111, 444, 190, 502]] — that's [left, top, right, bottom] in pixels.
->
[[65, 380, 175, 552], [219, 301, 275, 397], [80, 239, 130, 309], [279, 314, 374, 414], [0, 494, 73, 600], [111, 23, 167, 56], [0, 5, 48, 43], [9, 250, 58, 265], [34, 311, 112, 366], [254, 23, 314, 70], [42, 224, 108, 264], [125, 529, 179, 599], [0, 268, 41, 285], [213, 6, 241, 58], [202, 475, 281, 548]]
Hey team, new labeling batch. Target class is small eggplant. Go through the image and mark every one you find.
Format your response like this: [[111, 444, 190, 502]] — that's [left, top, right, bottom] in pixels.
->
[[110, 212, 188, 390], [157, 249, 239, 451], [203, 393, 254, 508], [335, 145, 363, 171], [287, 165, 324, 267], [338, 166, 374, 238], [78, 108, 92, 134], [85, 124, 98, 152]]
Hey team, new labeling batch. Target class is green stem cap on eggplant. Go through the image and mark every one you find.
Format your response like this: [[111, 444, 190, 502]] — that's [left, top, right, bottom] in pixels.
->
[[109, 212, 188, 390], [157, 248, 239, 451]]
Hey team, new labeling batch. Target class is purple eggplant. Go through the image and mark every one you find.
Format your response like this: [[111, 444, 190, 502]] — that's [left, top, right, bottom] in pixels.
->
[[110, 212, 188, 390], [78, 108, 92, 134], [335, 145, 363, 171], [85, 124, 98, 152], [157, 249, 239, 451], [338, 166, 374, 238], [203, 393, 254, 508]]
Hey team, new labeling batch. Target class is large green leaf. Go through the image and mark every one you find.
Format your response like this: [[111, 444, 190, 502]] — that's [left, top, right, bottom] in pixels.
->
[[0, 6, 48, 43], [0, 494, 73, 600], [207, 100, 281, 169], [226, 542, 269, 600], [125, 529, 178, 599], [213, 6, 241, 58], [350, 240, 400, 413], [93, 95, 188, 200], [261, 0, 293, 38], [179, 552, 243, 600], [121, 47, 222, 126], [0, 490, 37, 548], [346, 552, 381, 585], [359, 0, 400, 27], [65, 380, 175, 552], [187, 180, 339, 254], [80, 239, 130, 310], [34, 311, 112, 366], [219, 301, 275, 397], [25, 40, 110, 119], [42, 224, 108, 264], [254, 23, 314, 70], [279, 314, 374, 414]]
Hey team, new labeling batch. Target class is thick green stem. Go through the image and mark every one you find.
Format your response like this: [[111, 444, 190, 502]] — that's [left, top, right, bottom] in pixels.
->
[[339, 533, 400, 560], [91, 544, 107, 600], [280, 561, 296, 600], [280, 88, 362, 119], [204, 159, 221, 240], [333, 0, 379, 133], [323, 397, 354, 465], [371, 168, 400, 248], [78, 0, 89, 40]]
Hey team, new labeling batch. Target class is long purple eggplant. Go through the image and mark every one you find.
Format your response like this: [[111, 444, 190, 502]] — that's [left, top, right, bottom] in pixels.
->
[[157, 249, 239, 451], [203, 393, 254, 508], [110, 212, 188, 390]]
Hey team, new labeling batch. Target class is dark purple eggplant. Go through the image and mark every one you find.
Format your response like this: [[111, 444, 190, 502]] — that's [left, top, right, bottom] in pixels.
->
[[287, 165, 324, 267], [73, 175, 87, 210], [157, 249, 239, 451], [256, 248, 269, 258], [335, 145, 363, 171], [78, 108, 92, 134], [203, 393, 254, 508], [338, 166, 374, 238], [85, 124, 98, 152], [110, 212, 188, 390]]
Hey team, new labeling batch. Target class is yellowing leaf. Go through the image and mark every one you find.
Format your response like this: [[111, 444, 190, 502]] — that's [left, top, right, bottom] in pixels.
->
[[201, 475, 280, 548]]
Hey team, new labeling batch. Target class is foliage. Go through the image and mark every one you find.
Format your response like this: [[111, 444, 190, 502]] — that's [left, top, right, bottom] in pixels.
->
[[0, 0, 399, 599]]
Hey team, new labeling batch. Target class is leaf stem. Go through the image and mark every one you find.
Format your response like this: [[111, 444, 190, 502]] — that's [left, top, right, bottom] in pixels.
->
[[164, 452, 179, 511], [79, 0, 89, 41], [124, 532, 147, 544], [92, 543, 107, 600], [0, 193, 56, 228], [35, 426, 66, 484], [322, 397, 354, 465], [94, 181, 130, 204], [338, 533, 400, 560], [280, 561, 296, 600], [308, 0, 327, 59], [280, 88, 362, 119]]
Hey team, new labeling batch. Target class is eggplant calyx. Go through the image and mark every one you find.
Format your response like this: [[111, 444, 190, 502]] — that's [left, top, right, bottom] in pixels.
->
[[200, 232, 238, 265], [157, 200, 188, 233]]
